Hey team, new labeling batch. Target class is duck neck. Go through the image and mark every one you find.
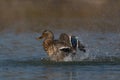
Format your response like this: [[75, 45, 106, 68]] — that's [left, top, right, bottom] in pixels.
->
[[43, 33, 54, 53]]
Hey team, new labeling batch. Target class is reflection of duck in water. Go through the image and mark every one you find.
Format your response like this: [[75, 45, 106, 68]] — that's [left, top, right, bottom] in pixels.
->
[[37, 30, 86, 62]]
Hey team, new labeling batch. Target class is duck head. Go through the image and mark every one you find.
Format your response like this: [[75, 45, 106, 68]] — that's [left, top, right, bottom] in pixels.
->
[[36, 30, 54, 40]]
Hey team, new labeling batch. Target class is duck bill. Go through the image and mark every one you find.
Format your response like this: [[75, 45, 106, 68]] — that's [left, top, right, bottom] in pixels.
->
[[36, 35, 43, 40]]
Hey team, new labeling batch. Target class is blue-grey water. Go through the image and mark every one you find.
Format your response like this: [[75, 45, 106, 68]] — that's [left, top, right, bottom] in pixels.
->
[[0, 30, 120, 80]]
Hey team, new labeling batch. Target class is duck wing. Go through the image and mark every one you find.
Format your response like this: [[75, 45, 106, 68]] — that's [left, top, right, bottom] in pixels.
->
[[70, 36, 78, 49], [70, 36, 86, 52], [53, 40, 72, 53], [59, 33, 86, 52], [59, 47, 72, 53], [78, 40, 86, 52], [59, 33, 70, 46]]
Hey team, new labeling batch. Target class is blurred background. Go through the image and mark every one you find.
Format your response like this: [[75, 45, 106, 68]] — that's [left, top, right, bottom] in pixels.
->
[[0, 0, 120, 33]]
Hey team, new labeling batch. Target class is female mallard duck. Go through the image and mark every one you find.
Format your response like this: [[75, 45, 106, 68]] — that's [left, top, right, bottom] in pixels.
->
[[37, 30, 75, 61]]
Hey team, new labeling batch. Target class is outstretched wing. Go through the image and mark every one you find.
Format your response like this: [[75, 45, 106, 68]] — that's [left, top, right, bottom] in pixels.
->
[[59, 33, 86, 52]]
